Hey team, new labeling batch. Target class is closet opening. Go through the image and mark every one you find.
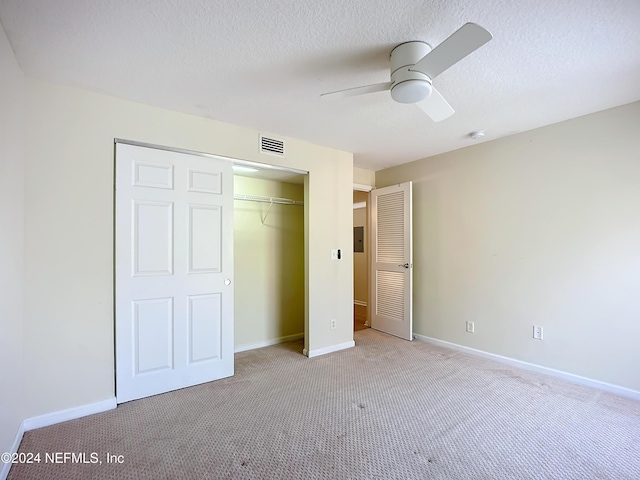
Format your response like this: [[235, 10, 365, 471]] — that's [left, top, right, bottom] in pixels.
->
[[232, 162, 307, 353]]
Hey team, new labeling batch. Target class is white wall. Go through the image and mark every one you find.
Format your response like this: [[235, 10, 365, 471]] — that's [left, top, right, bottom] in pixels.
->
[[22, 78, 353, 419], [234, 176, 304, 348], [376, 101, 640, 392], [0, 24, 25, 460]]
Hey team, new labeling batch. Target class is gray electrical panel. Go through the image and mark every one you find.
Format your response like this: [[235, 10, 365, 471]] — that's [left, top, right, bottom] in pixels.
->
[[354, 226, 364, 253]]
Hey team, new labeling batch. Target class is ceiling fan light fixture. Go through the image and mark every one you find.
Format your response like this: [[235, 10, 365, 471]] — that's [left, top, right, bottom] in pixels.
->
[[390, 79, 432, 104], [321, 23, 492, 121]]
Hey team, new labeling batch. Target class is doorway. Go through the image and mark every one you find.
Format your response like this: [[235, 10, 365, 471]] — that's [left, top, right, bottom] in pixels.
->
[[353, 189, 369, 331], [353, 181, 414, 340]]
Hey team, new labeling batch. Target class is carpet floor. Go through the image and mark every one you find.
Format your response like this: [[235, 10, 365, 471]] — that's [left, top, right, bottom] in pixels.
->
[[8, 329, 640, 479]]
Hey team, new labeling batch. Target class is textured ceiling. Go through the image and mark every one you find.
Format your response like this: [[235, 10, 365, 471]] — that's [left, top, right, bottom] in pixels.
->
[[1, 0, 639, 171]]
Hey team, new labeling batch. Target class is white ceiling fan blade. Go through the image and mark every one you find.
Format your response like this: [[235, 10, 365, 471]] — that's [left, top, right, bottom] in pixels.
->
[[412, 23, 492, 79], [321, 82, 391, 99], [416, 87, 455, 122]]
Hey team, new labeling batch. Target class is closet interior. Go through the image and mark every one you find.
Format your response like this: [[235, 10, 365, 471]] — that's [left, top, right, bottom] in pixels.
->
[[233, 170, 305, 351]]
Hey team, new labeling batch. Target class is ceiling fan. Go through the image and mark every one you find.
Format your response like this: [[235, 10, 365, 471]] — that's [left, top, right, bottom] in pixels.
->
[[321, 23, 492, 122]]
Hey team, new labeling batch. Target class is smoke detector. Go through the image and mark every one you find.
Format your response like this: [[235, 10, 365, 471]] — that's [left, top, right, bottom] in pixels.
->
[[470, 130, 485, 140]]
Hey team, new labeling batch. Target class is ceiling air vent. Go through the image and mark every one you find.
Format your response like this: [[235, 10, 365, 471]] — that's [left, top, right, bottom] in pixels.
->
[[260, 135, 285, 157]]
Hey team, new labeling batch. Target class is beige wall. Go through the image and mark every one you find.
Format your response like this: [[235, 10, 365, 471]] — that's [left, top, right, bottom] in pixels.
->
[[354, 166, 375, 187], [21, 78, 353, 419], [0, 25, 25, 458], [353, 190, 369, 204], [376, 101, 640, 391], [234, 176, 304, 348]]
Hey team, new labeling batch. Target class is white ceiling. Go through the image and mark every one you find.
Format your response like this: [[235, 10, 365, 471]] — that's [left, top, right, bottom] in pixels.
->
[[1, 0, 639, 171]]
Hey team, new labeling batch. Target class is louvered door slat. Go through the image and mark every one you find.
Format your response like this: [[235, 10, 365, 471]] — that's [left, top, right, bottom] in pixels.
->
[[377, 191, 405, 263]]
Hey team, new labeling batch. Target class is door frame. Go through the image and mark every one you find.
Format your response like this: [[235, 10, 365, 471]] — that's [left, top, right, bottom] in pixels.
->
[[353, 183, 373, 329]]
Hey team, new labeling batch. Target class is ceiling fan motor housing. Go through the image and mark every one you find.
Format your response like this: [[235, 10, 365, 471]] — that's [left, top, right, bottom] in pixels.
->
[[390, 41, 433, 104]]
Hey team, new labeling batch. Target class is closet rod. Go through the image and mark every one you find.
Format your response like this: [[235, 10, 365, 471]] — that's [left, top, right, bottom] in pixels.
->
[[234, 194, 304, 206]]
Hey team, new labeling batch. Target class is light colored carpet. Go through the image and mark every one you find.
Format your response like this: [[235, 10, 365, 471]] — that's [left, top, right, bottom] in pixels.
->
[[8, 329, 640, 479]]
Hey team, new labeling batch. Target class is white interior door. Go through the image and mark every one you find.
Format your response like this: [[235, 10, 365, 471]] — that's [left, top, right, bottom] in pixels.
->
[[370, 182, 413, 340], [115, 143, 234, 403]]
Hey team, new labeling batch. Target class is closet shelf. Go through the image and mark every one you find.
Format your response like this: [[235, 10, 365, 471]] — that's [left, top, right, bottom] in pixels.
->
[[233, 194, 303, 206], [234, 193, 303, 224]]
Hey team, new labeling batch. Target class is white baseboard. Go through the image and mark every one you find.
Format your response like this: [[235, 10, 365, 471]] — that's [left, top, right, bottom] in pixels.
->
[[234, 333, 304, 353], [413, 334, 640, 401], [2, 398, 116, 480], [23, 397, 117, 432], [304, 340, 355, 358], [1, 421, 25, 480]]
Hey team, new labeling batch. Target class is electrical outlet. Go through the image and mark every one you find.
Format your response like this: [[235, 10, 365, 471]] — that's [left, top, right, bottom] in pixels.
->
[[330, 319, 336, 330], [466, 321, 475, 333], [533, 325, 543, 340]]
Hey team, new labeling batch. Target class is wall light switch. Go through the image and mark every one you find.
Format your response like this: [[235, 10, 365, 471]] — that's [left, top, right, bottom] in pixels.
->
[[533, 325, 543, 340], [331, 249, 340, 260]]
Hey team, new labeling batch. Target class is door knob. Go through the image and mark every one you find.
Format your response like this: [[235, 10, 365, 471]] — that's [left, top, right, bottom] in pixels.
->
[[399, 263, 409, 268], [224, 279, 231, 285]]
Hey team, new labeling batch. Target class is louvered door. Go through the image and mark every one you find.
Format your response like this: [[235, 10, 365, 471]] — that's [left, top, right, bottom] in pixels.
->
[[370, 182, 413, 340]]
